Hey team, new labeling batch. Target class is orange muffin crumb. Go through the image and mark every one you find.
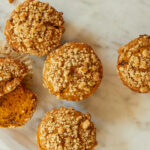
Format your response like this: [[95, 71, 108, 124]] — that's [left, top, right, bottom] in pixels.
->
[[0, 85, 37, 128], [37, 107, 97, 150], [8, 0, 14, 3]]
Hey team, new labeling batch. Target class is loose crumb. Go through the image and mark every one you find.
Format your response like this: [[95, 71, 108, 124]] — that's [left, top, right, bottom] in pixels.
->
[[9, 0, 14, 3]]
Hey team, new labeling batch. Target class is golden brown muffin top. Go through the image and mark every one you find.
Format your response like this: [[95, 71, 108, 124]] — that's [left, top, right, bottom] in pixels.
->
[[0, 85, 37, 128], [4, 0, 64, 56], [0, 58, 28, 96], [37, 107, 97, 150], [117, 35, 150, 93], [43, 42, 103, 101]]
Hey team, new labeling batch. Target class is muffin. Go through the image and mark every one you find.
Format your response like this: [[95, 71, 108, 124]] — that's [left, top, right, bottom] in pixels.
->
[[0, 40, 33, 92], [117, 35, 150, 93], [43, 42, 103, 101], [4, 0, 65, 56], [0, 58, 28, 96], [0, 85, 37, 128], [37, 107, 97, 150]]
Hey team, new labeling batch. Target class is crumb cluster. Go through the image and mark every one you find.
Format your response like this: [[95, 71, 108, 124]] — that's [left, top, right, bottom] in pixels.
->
[[0, 58, 28, 96], [4, 0, 64, 56], [43, 42, 103, 101], [118, 35, 150, 92], [37, 107, 97, 150], [8, 0, 14, 3]]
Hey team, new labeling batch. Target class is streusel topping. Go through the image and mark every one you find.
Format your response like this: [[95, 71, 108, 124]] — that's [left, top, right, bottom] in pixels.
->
[[118, 35, 150, 92], [4, 0, 64, 56], [38, 107, 97, 150], [0, 58, 28, 96], [43, 42, 103, 100]]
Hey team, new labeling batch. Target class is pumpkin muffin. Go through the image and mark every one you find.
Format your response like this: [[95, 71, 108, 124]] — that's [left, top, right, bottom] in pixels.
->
[[4, 0, 65, 56], [43, 42, 103, 101], [37, 107, 97, 150], [117, 35, 150, 93], [0, 58, 28, 97], [0, 85, 37, 128]]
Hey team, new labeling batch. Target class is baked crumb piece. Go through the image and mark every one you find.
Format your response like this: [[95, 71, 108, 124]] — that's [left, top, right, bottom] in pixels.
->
[[8, 0, 13, 3], [0, 58, 28, 96], [37, 107, 97, 150], [0, 85, 37, 128], [9, 0, 14, 3], [4, 0, 65, 56], [43, 42, 103, 101], [117, 35, 150, 93]]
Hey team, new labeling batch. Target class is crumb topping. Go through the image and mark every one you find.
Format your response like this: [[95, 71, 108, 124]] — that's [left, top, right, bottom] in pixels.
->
[[118, 35, 150, 92], [0, 58, 28, 96], [38, 107, 97, 150], [5, 0, 64, 56], [43, 42, 103, 100]]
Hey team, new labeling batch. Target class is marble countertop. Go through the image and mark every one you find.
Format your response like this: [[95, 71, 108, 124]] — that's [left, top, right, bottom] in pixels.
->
[[0, 0, 150, 150]]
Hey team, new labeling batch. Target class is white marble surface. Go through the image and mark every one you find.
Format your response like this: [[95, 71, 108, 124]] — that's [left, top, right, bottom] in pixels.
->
[[0, 0, 150, 149]]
